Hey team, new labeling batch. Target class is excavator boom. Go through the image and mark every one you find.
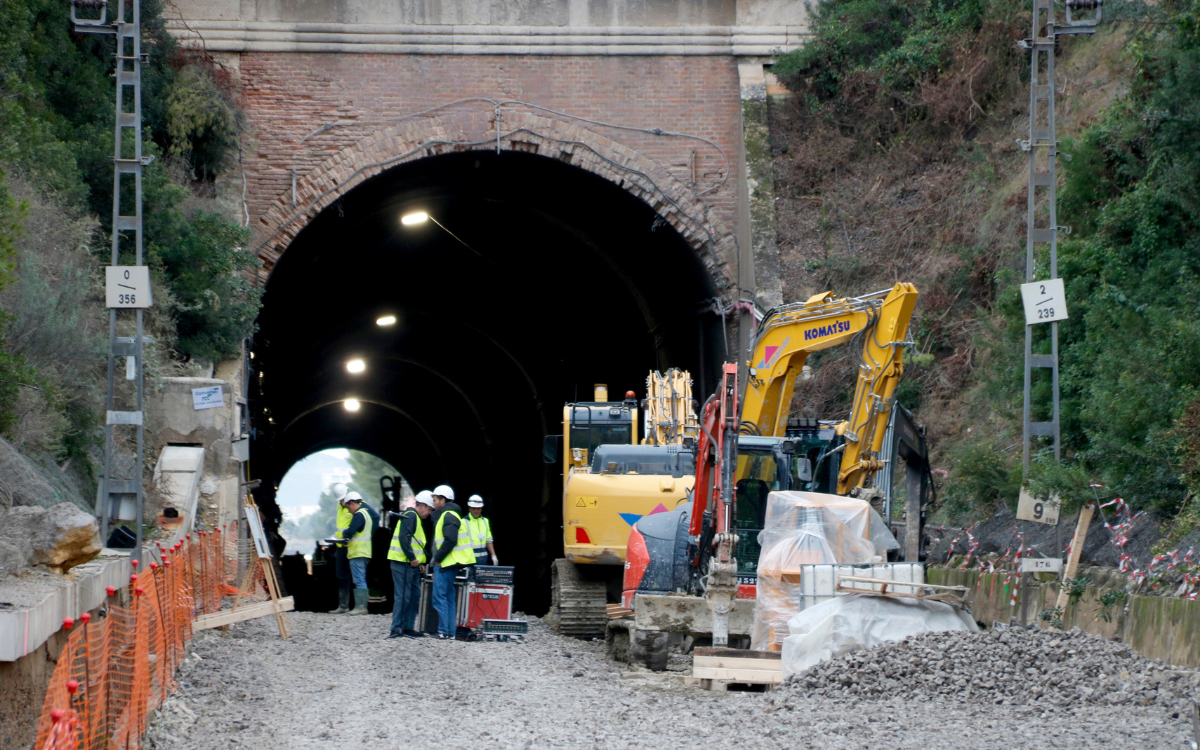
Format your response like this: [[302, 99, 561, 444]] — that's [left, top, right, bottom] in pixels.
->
[[743, 282, 919, 494]]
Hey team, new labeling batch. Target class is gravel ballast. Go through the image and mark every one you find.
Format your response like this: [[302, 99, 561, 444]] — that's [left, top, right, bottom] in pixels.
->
[[779, 627, 1200, 710], [145, 612, 1196, 749]]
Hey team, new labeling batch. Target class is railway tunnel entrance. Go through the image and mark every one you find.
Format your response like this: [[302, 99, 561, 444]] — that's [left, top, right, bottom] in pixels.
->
[[250, 150, 728, 613]]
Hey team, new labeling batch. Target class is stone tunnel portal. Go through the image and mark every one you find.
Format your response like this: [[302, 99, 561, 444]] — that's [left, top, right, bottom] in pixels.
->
[[252, 150, 727, 612]]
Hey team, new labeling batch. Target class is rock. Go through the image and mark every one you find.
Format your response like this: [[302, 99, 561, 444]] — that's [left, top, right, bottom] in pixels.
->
[[0, 537, 32, 577], [0, 503, 100, 574]]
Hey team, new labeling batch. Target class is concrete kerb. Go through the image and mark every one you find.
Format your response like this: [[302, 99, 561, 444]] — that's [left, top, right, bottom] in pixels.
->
[[0, 551, 130, 662], [250, 110, 736, 295]]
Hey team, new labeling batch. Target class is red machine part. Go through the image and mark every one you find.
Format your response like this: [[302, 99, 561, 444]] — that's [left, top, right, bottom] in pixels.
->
[[621, 526, 650, 608], [688, 363, 739, 540]]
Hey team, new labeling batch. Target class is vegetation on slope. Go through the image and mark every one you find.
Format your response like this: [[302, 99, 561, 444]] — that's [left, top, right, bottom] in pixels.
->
[[0, 0, 258, 498], [771, 0, 1198, 519]]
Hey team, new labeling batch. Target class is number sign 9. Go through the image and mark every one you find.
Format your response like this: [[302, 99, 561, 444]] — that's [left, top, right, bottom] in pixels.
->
[[1016, 488, 1061, 526]]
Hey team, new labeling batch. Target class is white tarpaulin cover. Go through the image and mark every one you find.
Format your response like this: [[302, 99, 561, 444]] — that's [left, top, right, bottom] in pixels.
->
[[751, 491, 898, 650], [781, 593, 978, 678]]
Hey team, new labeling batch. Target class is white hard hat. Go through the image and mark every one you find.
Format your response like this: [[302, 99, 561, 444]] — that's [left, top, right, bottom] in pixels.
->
[[433, 484, 455, 501], [467, 494, 484, 508], [415, 490, 435, 507], [332, 483, 349, 502], [343, 491, 363, 503]]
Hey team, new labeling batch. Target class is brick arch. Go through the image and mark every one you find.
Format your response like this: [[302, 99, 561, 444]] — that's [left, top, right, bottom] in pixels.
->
[[252, 109, 737, 295]]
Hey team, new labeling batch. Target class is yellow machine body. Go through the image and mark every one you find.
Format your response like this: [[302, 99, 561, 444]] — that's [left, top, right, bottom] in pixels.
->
[[563, 469, 694, 565], [560, 371, 697, 566]]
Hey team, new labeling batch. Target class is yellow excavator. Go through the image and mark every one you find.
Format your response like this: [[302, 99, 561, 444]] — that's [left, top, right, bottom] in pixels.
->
[[621, 282, 926, 645], [543, 371, 699, 637]]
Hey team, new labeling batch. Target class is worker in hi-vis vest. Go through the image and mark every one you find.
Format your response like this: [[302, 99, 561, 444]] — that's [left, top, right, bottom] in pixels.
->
[[331, 483, 353, 613], [464, 494, 498, 566], [387, 490, 433, 639], [430, 484, 474, 639], [335, 491, 379, 615]]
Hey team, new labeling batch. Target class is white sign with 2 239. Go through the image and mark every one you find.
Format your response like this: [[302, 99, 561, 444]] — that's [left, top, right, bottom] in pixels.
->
[[1020, 278, 1068, 326], [105, 266, 153, 309]]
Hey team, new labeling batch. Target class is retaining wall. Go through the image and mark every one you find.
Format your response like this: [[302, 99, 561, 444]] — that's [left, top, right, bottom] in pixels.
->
[[930, 567, 1200, 668]]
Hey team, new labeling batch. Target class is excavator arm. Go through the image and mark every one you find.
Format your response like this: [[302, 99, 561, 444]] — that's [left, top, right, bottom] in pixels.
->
[[687, 363, 740, 646], [742, 282, 919, 494]]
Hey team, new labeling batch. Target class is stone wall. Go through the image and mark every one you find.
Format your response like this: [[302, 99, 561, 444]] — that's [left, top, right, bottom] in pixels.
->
[[0, 625, 72, 750], [217, 53, 745, 288], [930, 567, 1200, 668]]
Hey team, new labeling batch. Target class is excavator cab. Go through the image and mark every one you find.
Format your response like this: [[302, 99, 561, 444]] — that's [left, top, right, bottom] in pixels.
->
[[543, 386, 640, 474], [782, 418, 842, 494], [624, 436, 801, 603]]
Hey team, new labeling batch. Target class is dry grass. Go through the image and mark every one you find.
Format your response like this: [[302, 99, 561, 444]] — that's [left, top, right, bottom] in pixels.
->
[[769, 23, 1136, 466]]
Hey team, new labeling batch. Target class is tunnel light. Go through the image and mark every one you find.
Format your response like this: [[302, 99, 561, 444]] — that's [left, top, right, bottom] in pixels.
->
[[343, 399, 361, 412], [376, 315, 397, 327], [400, 211, 429, 226], [346, 358, 366, 374]]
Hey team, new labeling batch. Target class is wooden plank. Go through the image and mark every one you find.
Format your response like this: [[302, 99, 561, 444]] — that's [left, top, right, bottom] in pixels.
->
[[193, 597, 294, 631], [836, 575, 968, 593], [1055, 503, 1094, 610], [606, 604, 633, 619], [694, 656, 784, 672], [692, 667, 783, 684], [834, 585, 966, 605]]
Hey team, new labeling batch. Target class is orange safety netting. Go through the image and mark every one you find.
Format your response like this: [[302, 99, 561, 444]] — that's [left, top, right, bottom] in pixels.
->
[[35, 521, 270, 750]]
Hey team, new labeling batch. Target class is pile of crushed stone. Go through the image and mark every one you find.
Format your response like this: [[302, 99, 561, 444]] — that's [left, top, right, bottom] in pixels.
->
[[777, 627, 1200, 712]]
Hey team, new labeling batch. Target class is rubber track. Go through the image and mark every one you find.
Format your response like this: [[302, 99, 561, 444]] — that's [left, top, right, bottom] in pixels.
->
[[549, 559, 607, 638]]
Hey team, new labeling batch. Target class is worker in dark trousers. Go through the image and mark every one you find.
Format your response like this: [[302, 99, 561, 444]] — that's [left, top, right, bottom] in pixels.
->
[[331, 483, 352, 613], [336, 492, 380, 615], [430, 484, 474, 639], [388, 490, 433, 639]]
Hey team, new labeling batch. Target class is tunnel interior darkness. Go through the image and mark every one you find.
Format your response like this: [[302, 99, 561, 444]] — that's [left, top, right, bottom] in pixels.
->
[[251, 150, 724, 612]]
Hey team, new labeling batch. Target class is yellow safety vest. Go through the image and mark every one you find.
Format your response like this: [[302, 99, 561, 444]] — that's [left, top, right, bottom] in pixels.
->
[[388, 509, 427, 564], [464, 515, 491, 558], [433, 509, 475, 566], [346, 507, 373, 559], [335, 503, 352, 542]]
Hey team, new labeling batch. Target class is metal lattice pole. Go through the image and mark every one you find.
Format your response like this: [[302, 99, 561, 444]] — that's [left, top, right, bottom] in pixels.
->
[[1020, 0, 1100, 472], [73, 0, 152, 565]]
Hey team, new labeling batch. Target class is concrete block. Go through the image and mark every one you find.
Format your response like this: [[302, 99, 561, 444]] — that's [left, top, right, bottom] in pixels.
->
[[0, 552, 129, 661], [633, 593, 755, 636], [159, 445, 206, 473]]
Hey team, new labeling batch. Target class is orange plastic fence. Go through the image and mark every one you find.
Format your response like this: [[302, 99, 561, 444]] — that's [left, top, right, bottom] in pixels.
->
[[34, 521, 269, 750]]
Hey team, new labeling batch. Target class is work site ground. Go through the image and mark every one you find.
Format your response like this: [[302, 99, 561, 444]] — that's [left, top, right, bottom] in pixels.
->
[[144, 613, 1193, 749]]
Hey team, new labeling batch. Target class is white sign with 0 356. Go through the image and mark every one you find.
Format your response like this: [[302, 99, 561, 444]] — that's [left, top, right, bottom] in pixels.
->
[[1020, 278, 1068, 326], [105, 266, 153, 309]]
